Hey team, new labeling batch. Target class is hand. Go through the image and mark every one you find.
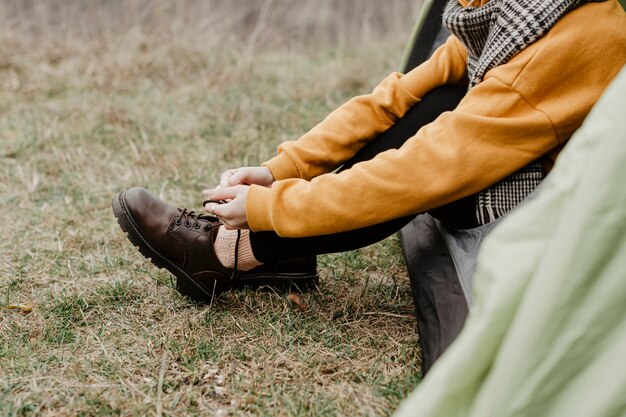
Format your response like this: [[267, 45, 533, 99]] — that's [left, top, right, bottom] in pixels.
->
[[203, 185, 250, 230], [219, 167, 274, 188]]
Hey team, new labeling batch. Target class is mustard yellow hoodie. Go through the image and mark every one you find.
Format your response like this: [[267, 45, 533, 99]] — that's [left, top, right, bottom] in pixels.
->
[[247, 0, 626, 237]]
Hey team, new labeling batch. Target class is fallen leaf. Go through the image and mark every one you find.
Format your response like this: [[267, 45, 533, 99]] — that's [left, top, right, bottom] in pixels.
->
[[287, 293, 308, 312], [6, 303, 34, 314]]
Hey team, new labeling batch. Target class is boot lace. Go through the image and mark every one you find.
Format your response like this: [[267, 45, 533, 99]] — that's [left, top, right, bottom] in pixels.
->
[[174, 208, 220, 232], [174, 206, 241, 279]]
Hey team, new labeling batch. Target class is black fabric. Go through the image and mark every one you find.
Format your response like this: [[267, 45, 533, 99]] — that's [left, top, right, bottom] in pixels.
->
[[250, 85, 471, 262], [399, 214, 468, 374], [401, 0, 449, 73]]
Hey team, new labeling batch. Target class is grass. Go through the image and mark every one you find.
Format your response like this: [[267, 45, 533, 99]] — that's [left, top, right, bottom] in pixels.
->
[[1, 1, 422, 415]]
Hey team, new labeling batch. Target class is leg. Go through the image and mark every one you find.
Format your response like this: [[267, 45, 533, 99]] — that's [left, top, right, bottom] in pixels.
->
[[250, 86, 468, 263], [112, 86, 464, 302]]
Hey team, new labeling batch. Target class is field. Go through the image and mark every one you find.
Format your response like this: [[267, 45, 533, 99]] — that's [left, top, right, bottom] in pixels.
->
[[1, 1, 424, 416]]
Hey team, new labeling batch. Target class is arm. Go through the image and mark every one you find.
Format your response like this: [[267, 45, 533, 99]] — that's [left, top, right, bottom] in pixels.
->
[[263, 36, 469, 181], [210, 0, 626, 233], [246, 77, 558, 236], [245, 0, 626, 237]]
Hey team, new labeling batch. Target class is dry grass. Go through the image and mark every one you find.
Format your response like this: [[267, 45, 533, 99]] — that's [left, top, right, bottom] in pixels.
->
[[1, 1, 423, 416], [1, 0, 419, 49]]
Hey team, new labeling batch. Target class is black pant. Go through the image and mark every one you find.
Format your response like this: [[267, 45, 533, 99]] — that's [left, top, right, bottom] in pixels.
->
[[250, 86, 475, 262]]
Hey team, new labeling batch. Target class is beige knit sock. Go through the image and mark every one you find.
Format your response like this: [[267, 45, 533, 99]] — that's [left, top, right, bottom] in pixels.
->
[[214, 227, 263, 271]]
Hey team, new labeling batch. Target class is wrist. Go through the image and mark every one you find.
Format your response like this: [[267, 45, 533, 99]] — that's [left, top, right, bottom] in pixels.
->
[[262, 166, 275, 184]]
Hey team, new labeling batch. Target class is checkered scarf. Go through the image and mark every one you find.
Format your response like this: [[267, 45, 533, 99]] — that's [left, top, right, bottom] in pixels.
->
[[443, 0, 602, 88], [442, 0, 603, 224]]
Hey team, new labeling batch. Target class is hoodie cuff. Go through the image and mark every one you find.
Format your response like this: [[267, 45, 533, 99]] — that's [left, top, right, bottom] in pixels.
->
[[246, 184, 274, 232], [261, 152, 301, 180]]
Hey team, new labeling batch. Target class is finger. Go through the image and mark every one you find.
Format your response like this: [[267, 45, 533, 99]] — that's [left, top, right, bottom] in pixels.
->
[[210, 203, 232, 225], [202, 188, 216, 197], [204, 185, 246, 202], [217, 208, 241, 229], [203, 201, 220, 216], [203, 184, 237, 196], [227, 168, 249, 186], [220, 169, 236, 188], [221, 222, 236, 230]]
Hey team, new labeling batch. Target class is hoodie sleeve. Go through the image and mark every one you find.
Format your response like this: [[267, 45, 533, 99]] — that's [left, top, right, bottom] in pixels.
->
[[262, 36, 469, 181], [247, 75, 557, 236], [248, 0, 626, 237]]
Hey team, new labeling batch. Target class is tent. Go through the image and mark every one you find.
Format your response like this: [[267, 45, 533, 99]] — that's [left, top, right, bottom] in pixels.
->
[[399, 0, 626, 374], [393, 63, 626, 417]]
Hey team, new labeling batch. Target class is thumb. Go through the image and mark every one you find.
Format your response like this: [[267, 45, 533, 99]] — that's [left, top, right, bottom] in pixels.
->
[[219, 169, 236, 188], [227, 168, 250, 186]]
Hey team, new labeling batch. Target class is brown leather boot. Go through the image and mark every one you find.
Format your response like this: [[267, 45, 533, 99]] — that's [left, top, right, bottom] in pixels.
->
[[112, 187, 318, 303]]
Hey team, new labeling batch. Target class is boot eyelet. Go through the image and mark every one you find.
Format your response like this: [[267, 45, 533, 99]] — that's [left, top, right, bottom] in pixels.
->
[[184, 220, 191, 228], [193, 222, 201, 230], [174, 217, 182, 226]]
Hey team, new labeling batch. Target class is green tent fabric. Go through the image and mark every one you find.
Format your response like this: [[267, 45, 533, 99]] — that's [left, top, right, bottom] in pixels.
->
[[393, 65, 626, 417]]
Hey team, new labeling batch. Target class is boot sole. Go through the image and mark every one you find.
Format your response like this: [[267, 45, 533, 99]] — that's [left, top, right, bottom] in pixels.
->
[[112, 191, 318, 303]]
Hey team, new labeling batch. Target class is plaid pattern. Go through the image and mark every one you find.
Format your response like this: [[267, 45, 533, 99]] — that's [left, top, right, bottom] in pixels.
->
[[442, 0, 602, 223], [476, 161, 545, 225], [443, 0, 601, 88]]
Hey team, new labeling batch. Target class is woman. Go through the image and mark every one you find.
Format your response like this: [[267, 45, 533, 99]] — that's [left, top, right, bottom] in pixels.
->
[[113, 0, 626, 301]]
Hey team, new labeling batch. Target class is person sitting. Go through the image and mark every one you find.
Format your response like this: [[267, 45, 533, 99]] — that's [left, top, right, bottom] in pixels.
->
[[112, 0, 626, 303]]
